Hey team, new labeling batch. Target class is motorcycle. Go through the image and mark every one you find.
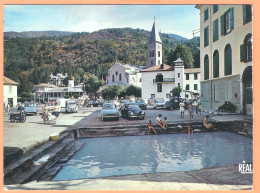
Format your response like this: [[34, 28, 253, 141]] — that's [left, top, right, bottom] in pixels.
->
[[9, 110, 26, 123]]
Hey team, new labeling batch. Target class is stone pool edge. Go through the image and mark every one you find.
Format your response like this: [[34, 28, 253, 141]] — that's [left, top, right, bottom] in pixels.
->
[[5, 164, 253, 190]]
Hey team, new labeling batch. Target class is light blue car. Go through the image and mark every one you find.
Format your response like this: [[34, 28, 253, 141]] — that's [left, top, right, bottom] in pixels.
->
[[101, 103, 119, 121], [24, 102, 38, 115], [153, 98, 166, 109]]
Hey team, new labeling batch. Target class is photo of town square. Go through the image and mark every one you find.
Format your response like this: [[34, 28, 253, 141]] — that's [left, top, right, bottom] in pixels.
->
[[3, 4, 253, 190]]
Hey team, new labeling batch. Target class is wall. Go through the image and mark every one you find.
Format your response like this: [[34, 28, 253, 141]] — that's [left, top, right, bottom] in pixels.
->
[[4, 84, 18, 107]]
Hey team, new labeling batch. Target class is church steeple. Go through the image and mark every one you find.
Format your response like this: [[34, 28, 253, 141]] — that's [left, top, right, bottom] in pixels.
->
[[148, 20, 162, 44], [147, 20, 163, 67]]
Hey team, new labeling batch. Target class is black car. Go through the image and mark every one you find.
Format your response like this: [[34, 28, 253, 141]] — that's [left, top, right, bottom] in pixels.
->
[[121, 103, 145, 119], [85, 100, 99, 107], [165, 97, 180, 110], [136, 99, 147, 110]]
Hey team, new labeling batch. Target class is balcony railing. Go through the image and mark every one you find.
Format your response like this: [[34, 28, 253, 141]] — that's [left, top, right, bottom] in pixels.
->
[[153, 78, 175, 83]]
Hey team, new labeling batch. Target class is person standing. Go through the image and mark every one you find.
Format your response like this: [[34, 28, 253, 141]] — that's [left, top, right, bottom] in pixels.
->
[[179, 100, 185, 119], [198, 103, 202, 115], [193, 99, 198, 115], [188, 103, 194, 120], [52, 103, 60, 118], [7, 102, 11, 115]]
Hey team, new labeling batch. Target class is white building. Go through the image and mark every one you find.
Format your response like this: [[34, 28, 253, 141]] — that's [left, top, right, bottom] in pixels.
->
[[34, 80, 83, 102], [183, 68, 201, 98], [49, 73, 67, 86], [141, 21, 201, 102], [196, 5, 252, 114], [3, 76, 18, 107], [106, 62, 144, 88]]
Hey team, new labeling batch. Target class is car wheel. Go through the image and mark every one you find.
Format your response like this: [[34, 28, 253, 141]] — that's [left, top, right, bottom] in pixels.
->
[[10, 117, 15, 122]]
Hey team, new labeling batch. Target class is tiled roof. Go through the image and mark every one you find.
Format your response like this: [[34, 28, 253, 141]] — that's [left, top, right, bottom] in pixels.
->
[[184, 68, 200, 73], [141, 64, 174, 72], [4, 76, 18, 85]]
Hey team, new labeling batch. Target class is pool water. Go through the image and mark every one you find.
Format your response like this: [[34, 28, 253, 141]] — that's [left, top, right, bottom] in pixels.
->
[[52, 132, 252, 181]]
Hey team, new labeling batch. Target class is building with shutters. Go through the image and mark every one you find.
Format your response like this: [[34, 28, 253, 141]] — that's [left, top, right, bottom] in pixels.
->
[[196, 5, 252, 115]]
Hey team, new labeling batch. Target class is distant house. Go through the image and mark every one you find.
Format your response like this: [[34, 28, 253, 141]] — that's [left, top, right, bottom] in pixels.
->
[[4, 76, 18, 107], [196, 5, 252, 114], [183, 68, 201, 98], [34, 80, 83, 102], [49, 73, 67, 86], [106, 62, 145, 88]]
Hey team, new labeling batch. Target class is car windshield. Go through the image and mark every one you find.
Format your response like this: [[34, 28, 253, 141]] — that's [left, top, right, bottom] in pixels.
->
[[121, 100, 130, 103], [137, 100, 144, 103], [24, 103, 34, 107], [103, 104, 116, 109], [128, 104, 139, 108], [155, 99, 164, 103], [48, 103, 55, 106], [68, 101, 76, 105]]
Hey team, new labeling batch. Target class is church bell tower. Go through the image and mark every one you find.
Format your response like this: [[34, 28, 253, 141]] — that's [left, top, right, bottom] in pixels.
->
[[147, 20, 163, 67]]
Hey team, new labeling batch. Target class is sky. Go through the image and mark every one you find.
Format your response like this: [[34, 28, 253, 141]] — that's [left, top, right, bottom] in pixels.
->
[[4, 5, 200, 39]]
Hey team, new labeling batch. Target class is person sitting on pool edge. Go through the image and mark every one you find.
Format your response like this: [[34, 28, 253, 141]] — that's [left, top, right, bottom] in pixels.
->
[[203, 115, 217, 131], [147, 120, 157, 135], [156, 114, 167, 130]]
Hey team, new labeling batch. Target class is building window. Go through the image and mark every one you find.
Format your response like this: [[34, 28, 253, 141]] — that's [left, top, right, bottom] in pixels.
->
[[204, 26, 209, 47], [151, 94, 155, 99], [213, 5, 219, 13], [158, 60, 160, 65], [224, 44, 232, 76], [243, 5, 252, 25], [178, 83, 180, 87], [194, 84, 198, 90], [152, 50, 154, 57], [186, 74, 189, 80], [139, 78, 142, 82], [151, 60, 153, 66], [194, 73, 198, 80], [178, 73, 180, 78], [166, 94, 171, 99], [213, 50, 219, 78], [204, 55, 209, 80], [221, 8, 234, 36], [185, 84, 190, 90], [9, 86, 12, 94], [241, 33, 252, 62], [204, 8, 209, 21], [157, 83, 162, 92], [112, 74, 115, 82], [158, 51, 160, 57], [213, 19, 219, 42], [119, 73, 122, 81]]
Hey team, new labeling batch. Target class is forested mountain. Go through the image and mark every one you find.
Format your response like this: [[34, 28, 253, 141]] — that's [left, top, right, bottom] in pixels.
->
[[4, 28, 199, 94], [4, 31, 76, 38]]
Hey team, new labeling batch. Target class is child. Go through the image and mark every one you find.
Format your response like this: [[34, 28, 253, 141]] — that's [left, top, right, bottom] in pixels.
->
[[163, 117, 168, 128], [188, 103, 194, 120], [147, 120, 157, 135], [187, 124, 194, 134], [198, 103, 202, 115], [156, 114, 167, 130]]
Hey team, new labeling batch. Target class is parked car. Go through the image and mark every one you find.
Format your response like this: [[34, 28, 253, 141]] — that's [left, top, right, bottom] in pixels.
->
[[119, 99, 133, 110], [152, 98, 166, 109], [121, 103, 145, 119], [24, 102, 38, 115], [85, 100, 99, 107], [48, 101, 56, 111], [136, 99, 147, 110], [66, 100, 78, 113], [101, 103, 119, 121], [165, 97, 180, 110]]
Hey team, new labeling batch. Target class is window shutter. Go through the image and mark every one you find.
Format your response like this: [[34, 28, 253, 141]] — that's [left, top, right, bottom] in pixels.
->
[[230, 7, 234, 30], [240, 44, 245, 62], [243, 5, 247, 25], [221, 15, 224, 35]]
